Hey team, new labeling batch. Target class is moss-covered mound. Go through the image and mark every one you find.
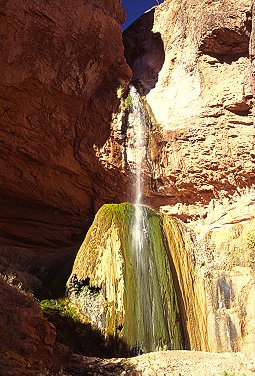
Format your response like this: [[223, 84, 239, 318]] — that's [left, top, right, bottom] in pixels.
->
[[66, 203, 183, 356]]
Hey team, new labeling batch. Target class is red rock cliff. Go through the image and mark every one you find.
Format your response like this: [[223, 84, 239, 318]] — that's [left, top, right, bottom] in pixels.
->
[[0, 0, 131, 285]]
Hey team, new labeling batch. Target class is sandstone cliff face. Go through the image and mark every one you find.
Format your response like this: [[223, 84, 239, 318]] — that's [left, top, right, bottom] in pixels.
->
[[97, 0, 255, 230], [0, 0, 131, 287]]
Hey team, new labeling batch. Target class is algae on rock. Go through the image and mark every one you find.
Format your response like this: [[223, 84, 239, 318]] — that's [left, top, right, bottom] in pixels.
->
[[66, 203, 183, 355]]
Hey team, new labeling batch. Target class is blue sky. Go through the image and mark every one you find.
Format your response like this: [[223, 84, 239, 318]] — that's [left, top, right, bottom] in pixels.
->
[[122, 0, 164, 30]]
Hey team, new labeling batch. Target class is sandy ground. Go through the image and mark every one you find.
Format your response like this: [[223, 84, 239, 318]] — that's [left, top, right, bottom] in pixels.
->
[[65, 350, 255, 376]]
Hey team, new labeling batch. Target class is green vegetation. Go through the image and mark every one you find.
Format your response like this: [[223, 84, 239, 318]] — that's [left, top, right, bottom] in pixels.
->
[[116, 84, 125, 99], [70, 203, 183, 355], [40, 296, 118, 357], [116, 84, 132, 112], [40, 297, 79, 320], [121, 92, 132, 111]]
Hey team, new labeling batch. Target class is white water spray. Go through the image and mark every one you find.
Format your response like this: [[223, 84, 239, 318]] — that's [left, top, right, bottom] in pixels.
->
[[129, 85, 148, 261]]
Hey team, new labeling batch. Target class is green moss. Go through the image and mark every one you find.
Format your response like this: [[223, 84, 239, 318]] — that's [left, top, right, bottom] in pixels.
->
[[116, 84, 132, 112], [40, 297, 79, 321], [120, 93, 132, 112]]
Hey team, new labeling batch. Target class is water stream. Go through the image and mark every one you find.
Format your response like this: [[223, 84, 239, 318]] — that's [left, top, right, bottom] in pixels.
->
[[124, 86, 182, 354], [129, 85, 148, 265]]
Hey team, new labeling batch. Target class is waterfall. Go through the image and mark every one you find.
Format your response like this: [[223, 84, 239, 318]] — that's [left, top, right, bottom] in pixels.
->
[[129, 85, 148, 266], [67, 87, 183, 357], [129, 85, 146, 206], [124, 87, 183, 355]]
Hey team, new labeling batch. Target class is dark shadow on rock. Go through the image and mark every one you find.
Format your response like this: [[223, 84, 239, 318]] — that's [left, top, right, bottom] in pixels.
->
[[123, 8, 165, 95], [199, 27, 250, 63], [65, 353, 136, 376], [43, 308, 129, 359], [164, 242, 191, 351]]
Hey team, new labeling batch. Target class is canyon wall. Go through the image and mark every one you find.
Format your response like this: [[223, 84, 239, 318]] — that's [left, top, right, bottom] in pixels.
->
[[0, 0, 131, 291], [98, 0, 255, 230]]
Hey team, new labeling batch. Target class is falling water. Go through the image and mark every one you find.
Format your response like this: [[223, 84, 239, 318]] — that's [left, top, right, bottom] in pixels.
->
[[129, 85, 148, 262], [125, 86, 181, 354]]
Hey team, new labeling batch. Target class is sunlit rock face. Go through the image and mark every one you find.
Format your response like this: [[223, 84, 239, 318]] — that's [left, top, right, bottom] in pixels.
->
[[163, 216, 255, 353], [66, 203, 183, 356], [91, 1, 255, 353], [97, 0, 255, 227], [0, 0, 131, 256]]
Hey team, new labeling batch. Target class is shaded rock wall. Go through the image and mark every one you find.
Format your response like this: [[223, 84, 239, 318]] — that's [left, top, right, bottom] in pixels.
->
[[0, 1, 131, 372], [0, 0, 131, 287], [0, 277, 69, 375]]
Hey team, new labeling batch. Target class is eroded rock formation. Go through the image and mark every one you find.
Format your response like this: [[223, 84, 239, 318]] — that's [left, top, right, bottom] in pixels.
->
[[0, 277, 69, 376], [66, 202, 255, 354]]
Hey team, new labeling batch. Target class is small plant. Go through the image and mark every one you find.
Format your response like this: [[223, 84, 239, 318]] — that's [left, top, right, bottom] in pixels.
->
[[116, 85, 125, 99], [120, 92, 132, 112], [247, 231, 255, 252], [40, 297, 79, 321], [116, 84, 132, 112]]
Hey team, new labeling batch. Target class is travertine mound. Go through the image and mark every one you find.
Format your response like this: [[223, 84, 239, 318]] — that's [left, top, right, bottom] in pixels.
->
[[67, 203, 183, 356], [67, 203, 255, 354]]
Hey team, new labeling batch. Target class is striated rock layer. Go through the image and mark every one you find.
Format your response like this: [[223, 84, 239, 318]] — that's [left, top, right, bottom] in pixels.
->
[[0, 0, 131, 372]]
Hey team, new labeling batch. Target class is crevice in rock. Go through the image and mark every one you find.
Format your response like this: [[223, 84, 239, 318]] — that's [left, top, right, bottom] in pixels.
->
[[123, 8, 165, 95]]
